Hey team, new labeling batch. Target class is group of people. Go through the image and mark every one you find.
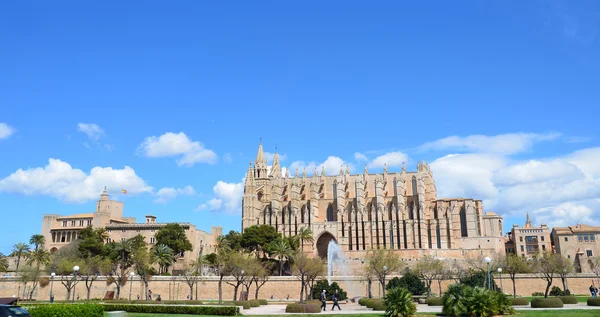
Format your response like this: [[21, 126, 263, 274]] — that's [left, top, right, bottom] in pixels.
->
[[320, 290, 341, 311], [591, 284, 599, 298]]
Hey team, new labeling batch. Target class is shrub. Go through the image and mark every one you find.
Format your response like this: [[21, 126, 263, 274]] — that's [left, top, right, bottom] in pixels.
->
[[559, 296, 578, 304], [233, 301, 251, 309], [442, 284, 469, 317], [490, 290, 515, 315], [258, 299, 268, 305], [248, 299, 261, 307], [358, 298, 371, 306], [531, 292, 544, 296], [530, 298, 564, 308], [384, 287, 416, 317], [103, 300, 203, 305], [102, 304, 238, 315], [510, 298, 529, 306], [588, 298, 600, 306], [363, 298, 386, 310], [550, 286, 563, 297], [426, 297, 443, 306], [27, 303, 104, 317], [311, 280, 348, 300], [442, 284, 514, 317], [460, 270, 499, 290], [285, 302, 321, 313], [387, 269, 427, 296]]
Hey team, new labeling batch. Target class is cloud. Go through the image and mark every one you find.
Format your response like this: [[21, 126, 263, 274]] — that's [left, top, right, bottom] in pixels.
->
[[265, 152, 287, 163], [153, 185, 196, 204], [533, 202, 598, 228], [288, 156, 353, 176], [0, 122, 16, 140], [223, 153, 233, 163], [354, 152, 368, 162], [367, 152, 409, 169], [77, 123, 105, 141], [0, 158, 152, 203], [197, 180, 244, 214], [420, 132, 561, 155], [137, 132, 217, 166]]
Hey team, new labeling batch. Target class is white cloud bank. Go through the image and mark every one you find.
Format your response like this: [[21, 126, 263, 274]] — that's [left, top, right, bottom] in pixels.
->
[[77, 123, 105, 141], [137, 132, 217, 166], [153, 185, 196, 204], [0, 122, 16, 140]]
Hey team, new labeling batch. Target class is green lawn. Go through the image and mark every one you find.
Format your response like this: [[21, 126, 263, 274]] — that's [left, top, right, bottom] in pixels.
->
[[524, 296, 591, 303], [116, 311, 599, 317]]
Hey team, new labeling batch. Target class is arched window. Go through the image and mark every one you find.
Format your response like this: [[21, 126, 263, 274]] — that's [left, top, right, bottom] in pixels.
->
[[257, 192, 263, 202], [460, 206, 468, 237], [412, 176, 418, 196], [327, 204, 334, 222]]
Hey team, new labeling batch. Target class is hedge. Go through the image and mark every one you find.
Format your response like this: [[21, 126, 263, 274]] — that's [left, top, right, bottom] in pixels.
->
[[248, 299, 260, 307], [104, 300, 203, 305], [27, 303, 104, 317], [364, 299, 385, 311], [588, 298, 600, 306], [233, 301, 251, 309], [102, 304, 238, 315], [558, 296, 578, 304], [510, 297, 529, 306], [530, 298, 564, 308], [258, 299, 268, 305], [286, 302, 321, 313], [426, 297, 443, 306]]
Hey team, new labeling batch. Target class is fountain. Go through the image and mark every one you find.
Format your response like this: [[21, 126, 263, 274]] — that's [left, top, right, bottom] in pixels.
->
[[327, 240, 344, 285]]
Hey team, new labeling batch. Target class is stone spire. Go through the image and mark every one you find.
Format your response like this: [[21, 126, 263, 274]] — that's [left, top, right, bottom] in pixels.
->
[[321, 165, 326, 177], [302, 168, 307, 179], [245, 162, 254, 183], [100, 186, 109, 201], [269, 150, 281, 178], [254, 139, 268, 178], [402, 161, 406, 173], [524, 212, 532, 228]]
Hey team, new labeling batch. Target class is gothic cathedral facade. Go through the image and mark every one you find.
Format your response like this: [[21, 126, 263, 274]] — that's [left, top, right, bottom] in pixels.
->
[[242, 142, 505, 261]]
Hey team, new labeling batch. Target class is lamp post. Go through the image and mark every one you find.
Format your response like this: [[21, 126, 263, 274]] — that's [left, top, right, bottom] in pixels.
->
[[129, 272, 135, 301], [484, 257, 491, 290], [382, 265, 388, 298], [72, 265, 80, 303], [497, 268, 503, 293], [50, 272, 55, 303]]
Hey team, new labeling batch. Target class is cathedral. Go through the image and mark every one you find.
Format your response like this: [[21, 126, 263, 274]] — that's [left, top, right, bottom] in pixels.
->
[[242, 142, 505, 261]]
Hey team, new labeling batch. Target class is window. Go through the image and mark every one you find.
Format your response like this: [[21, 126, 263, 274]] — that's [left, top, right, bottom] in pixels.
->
[[520, 245, 524, 252], [79, 220, 84, 226], [564, 237, 568, 242], [584, 235, 589, 242], [587, 250, 594, 257], [150, 237, 155, 244], [326, 204, 334, 222], [121, 238, 125, 242], [526, 245, 539, 253], [87, 220, 92, 226], [567, 255, 571, 258], [525, 236, 539, 243], [541, 236, 545, 242], [63, 221, 67, 227], [71, 220, 76, 226], [542, 245, 546, 251], [592, 235, 596, 242], [578, 234, 583, 242]]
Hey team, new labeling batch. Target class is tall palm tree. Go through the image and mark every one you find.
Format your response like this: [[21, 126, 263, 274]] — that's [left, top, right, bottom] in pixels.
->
[[0, 253, 9, 272], [26, 248, 51, 269], [151, 244, 175, 274], [29, 234, 46, 252], [296, 227, 314, 252], [270, 238, 293, 276], [10, 243, 30, 275]]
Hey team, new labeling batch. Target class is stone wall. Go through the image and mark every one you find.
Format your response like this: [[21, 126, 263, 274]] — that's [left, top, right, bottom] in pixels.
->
[[1, 274, 598, 301]]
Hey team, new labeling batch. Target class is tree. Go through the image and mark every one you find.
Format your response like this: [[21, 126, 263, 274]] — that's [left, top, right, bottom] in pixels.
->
[[435, 261, 452, 296], [387, 269, 426, 296], [104, 236, 146, 299], [305, 258, 326, 300], [502, 254, 531, 298], [365, 248, 404, 297], [292, 251, 311, 302], [268, 238, 293, 276], [10, 242, 30, 275], [25, 248, 51, 299], [29, 234, 46, 252], [80, 256, 112, 300], [20, 265, 42, 299], [465, 253, 501, 289], [415, 255, 443, 297], [151, 244, 175, 274], [182, 264, 201, 300], [295, 227, 315, 252], [555, 254, 573, 293], [77, 227, 107, 258], [132, 248, 154, 300], [589, 257, 600, 286], [359, 262, 376, 298], [225, 252, 251, 301], [254, 262, 273, 299], [0, 253, 9, 272], [154, 223, 193, 256], [533, 252, 564, 298], [240, 257, 260, 298], [241, 225, 280, 257]]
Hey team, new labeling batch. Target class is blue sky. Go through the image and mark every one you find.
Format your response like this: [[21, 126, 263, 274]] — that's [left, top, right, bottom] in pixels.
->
[[1, 1, 599, 254]]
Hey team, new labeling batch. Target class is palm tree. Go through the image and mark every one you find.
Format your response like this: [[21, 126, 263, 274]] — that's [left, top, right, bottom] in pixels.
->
[[270, 238, 293, 276], [29, 234, 46, 252], [151, 244, 175, 274], [0, 253, 9, 272], [10, 243, 30, 275], [26, 248, 51, 269], [296, 227, 314, 252]]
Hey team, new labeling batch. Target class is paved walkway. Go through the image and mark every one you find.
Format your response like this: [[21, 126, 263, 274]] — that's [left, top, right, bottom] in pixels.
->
[[242, 302, 600, 315]]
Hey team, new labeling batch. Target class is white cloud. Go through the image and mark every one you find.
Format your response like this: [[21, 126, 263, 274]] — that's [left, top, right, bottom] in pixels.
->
[[367, 152, 409, 169], [265, 152, 287, 163], [354, 152, 368, 162], [288, 156, 353, 176], [0, 122, 16, 140], [153, 185, 196, 204], [197, 180, 244, 215], [137, 132, 217, 166], [77, 123, 105, 141], [223, 153, 233, 163], [0, 158, 152, 203], [533, 202, 598, 228], [420, 132, 561, 155]]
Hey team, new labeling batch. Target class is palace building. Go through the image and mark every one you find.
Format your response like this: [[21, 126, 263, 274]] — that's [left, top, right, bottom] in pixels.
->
[[242, 142, 505, 261]]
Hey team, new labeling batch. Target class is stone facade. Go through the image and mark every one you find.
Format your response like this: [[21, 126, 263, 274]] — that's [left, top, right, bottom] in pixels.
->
[[552, 224, 600, 273], [41, 189, 222, 269], [241, 142, 505, 261], [505, 213, 551, 258]]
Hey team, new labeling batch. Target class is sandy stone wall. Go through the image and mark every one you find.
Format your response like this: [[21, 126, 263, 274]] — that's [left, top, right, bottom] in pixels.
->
[[1, 274, 598, 301]]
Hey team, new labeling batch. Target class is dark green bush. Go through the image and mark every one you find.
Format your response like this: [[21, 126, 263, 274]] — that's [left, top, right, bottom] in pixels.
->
[[459, 270, 499, 290], [426, 297, 443, 306], [258, 299, 268, 305], [550, 286, 563, 297], [442, 284, 514, 317], [27, 303, 104, 317], [558, 296, 578, 304], [588, 298, 600, 306], [531, 292, 544, 296], [285, 302, 321, 313], [248, 299, 260, 307], [364, 298, 386, 310], [358, 298, 370, 306], [510, 297, 529, 306], [232, 301, 251, 309], [311, 280, 348, 300], [387, 269, 426, 296], [102, 304, 238, 315], [530, 297, 564, 308], [384, 287, 416, 317], [104, 300, 203, 305]]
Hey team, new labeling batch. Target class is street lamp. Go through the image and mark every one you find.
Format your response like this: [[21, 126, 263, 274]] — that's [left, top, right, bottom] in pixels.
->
[[497, 268, 503, 293], [50, 272, 56, 303], [129, 272, 135, 301], [382, 266, 388, 298], [72, 265, 80, 303], [484, 257, 491, 290]]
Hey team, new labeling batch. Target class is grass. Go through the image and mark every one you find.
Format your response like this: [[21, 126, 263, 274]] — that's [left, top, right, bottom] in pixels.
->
[[524, 296, 590, 303], [114, 311, 599, 317]]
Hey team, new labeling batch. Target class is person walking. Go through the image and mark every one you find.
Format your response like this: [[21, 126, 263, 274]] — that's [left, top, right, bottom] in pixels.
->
[[590, 285, 596, 298], [320, 290, 327, 311], [331, 290, 341, 311]]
